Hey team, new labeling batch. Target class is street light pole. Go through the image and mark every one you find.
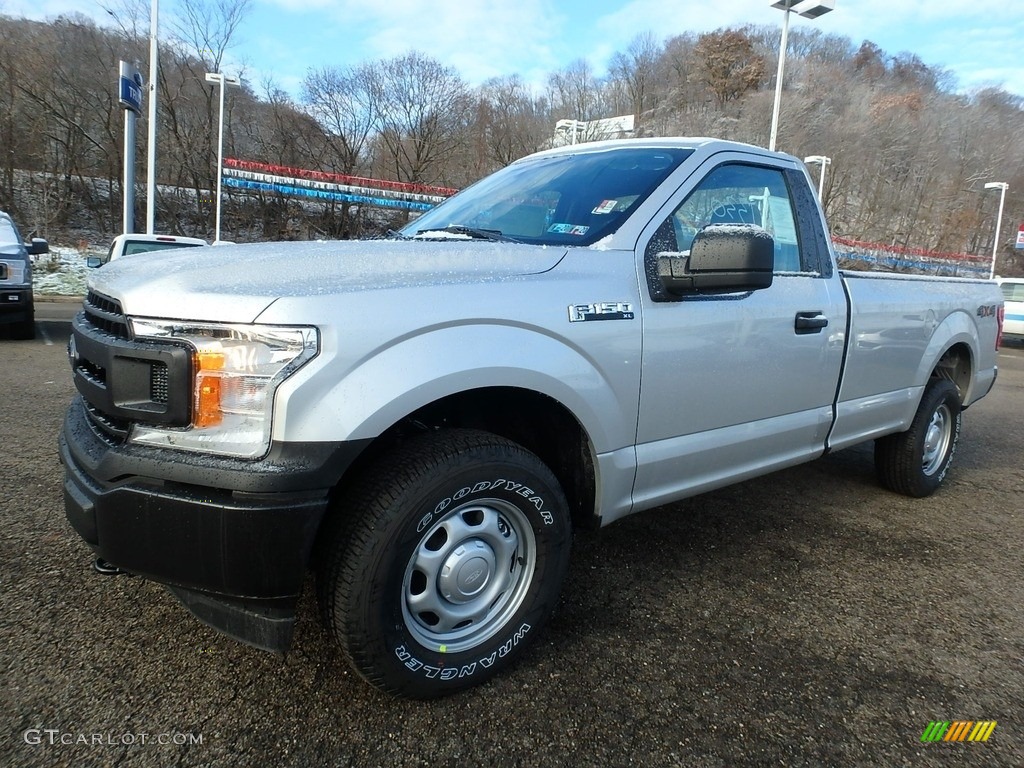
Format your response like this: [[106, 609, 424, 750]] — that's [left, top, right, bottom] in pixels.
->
[[205, 72, 240, 244], [769, 0, 836, 152], [984, 181, 1008, 279], [804, 155, 832, 199], [145, 0, 158, 234]]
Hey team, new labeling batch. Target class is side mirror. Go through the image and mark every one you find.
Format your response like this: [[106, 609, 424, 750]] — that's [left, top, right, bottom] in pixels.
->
[[86, 256, 103, 268], [657, 224, 774, 294], [26, 238, 49, 256]]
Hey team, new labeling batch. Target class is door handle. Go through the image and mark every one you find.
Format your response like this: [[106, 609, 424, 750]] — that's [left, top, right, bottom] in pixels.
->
[[795, 311, 828, 334]]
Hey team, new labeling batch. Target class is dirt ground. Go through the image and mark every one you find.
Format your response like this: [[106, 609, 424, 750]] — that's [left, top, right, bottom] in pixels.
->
[[2, 319, 1021, 767]]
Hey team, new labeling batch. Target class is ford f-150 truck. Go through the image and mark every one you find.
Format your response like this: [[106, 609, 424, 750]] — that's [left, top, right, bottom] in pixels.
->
[[1, 210, 48, 339], [59, 138, 1003, 699]]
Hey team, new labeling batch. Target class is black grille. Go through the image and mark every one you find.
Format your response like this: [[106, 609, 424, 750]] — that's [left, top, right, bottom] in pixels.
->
[[83, 291, 130, 339], [150, 362, 169, 403], [75, 357, 106, 387], [71, 291, 193, 439], [84, 401, 130, 444]]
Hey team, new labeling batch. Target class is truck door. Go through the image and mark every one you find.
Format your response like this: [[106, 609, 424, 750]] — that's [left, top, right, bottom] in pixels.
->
[[631, 156, 847, 512]]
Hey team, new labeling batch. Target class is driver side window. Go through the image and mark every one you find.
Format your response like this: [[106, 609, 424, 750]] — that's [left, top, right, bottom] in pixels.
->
[[657, 163, 805, 273]]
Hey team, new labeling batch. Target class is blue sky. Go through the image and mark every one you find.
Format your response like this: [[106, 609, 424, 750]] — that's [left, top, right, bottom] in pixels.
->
[[3, 0, 1023, 99]]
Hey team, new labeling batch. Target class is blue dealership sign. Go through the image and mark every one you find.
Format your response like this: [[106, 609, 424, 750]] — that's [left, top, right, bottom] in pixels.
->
[[118, 61, 144, 115]]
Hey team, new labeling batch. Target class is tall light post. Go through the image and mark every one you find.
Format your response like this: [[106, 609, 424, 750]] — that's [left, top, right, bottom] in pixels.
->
[[804, 155, 831, 199], [769, 0, 836, 152], [984, 181, 1008, 279], [145, 0, 158, 234], [205, 72, 240, 244]]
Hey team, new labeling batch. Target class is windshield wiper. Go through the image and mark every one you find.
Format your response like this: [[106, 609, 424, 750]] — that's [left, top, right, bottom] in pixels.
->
[[415, 225, 520, 243]]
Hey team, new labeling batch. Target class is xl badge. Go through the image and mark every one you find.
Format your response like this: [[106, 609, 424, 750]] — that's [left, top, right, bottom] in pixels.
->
[[568, 302, 635, 322]]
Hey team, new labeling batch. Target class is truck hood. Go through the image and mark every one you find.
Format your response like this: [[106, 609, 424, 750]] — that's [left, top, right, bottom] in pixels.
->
[[89, 239, 567, 323]]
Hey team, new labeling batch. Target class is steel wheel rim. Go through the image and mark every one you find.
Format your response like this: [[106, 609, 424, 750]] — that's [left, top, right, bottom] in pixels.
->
[[402, 499, 536, 653], [922, 403, 953, 476]]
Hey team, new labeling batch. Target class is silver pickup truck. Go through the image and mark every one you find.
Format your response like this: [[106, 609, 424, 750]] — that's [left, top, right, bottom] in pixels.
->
[[59, 138, 1003, 698]]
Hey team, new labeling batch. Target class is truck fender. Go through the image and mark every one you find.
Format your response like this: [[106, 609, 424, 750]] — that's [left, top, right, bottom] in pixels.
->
[[273, 323, 637, 454], [912, 309, 978, 400]]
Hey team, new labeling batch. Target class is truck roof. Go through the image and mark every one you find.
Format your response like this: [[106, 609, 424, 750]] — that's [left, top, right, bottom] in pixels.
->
[[107, 233, 208, 261], [525, 137, 787, 163]]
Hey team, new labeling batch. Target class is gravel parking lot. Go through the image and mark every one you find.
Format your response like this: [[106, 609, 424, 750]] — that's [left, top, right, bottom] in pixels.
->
[[3, 314, 1022, 767]]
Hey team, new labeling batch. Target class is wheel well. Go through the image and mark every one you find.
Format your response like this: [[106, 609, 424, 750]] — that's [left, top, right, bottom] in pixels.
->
[[336, 387, 598, 530], [932, 343, 972, 399]]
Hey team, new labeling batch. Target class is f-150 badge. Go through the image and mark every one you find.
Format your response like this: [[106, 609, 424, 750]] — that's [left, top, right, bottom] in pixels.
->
[[568, 302, 635, 322]]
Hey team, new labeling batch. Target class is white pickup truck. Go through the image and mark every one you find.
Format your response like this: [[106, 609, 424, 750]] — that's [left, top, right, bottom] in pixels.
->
[[60, 138, 1003, 698], [89, 233, 208, 266]]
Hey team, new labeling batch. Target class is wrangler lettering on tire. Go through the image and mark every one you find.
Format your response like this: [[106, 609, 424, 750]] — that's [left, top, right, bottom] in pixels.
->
[[316, 429, 572, 699]]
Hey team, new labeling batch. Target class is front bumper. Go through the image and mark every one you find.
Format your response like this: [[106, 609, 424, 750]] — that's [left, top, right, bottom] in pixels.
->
[[59, 396, 370, 650], [0, 287, 32, 323]]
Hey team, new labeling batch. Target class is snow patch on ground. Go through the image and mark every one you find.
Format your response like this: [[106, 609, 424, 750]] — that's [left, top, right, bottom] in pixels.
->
[[32, 246, 95, 296]]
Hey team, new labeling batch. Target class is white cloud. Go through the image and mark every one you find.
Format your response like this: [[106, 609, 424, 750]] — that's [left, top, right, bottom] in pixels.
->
[[5, 0, 1022, 98]]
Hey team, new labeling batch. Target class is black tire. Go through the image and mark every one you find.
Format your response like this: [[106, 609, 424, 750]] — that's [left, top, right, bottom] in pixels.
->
[[12, 301, 34, 340], [875, 378, 961, 497], [317, 429, 572, 699], [13, 318, 35, 340]]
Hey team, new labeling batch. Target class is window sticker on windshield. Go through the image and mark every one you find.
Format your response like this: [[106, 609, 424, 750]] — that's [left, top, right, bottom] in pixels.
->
[[592, 199, 618, 214], [548, 223, 590, 235]]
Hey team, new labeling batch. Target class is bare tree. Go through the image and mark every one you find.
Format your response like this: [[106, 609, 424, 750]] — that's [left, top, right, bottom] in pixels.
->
[[548, 58, 607, 123], [608, 32, 663, 130], [170, 0, 251, 72], [157, 0, 252, 235], [300, 66, 383, 237], [368, 51, 473, 186], [476, 75, 550, 170], [303, 64, 378, 176]]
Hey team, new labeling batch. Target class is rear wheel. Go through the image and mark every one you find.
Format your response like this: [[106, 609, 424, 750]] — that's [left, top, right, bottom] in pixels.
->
[[317, 429, 572, 699], [13, 319, 34, 340], [875, 378, 961, 497]]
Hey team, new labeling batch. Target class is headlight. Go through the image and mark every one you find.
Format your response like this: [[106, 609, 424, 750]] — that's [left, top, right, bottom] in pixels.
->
[[127, 319, 318, 458]]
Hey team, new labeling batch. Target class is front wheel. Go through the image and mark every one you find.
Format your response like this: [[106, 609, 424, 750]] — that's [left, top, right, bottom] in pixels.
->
[[875, 378, 962, 497], [317, 429, 572, 698]]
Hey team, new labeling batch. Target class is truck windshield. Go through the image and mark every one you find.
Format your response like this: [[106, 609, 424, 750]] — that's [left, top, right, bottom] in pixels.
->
[[403, 147, 694, 247], [121, 241, 205, 256], [0, 217, 22, 252]]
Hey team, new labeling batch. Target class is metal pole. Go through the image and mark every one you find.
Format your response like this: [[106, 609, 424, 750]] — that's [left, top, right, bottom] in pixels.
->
[[215, 75, 226, 243], [145, 0, 158, 234], [990, 185, 1007, 280], [817, 162, 826, 198], [123, 110, 136, 234], [769, 7, 790, 152]]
